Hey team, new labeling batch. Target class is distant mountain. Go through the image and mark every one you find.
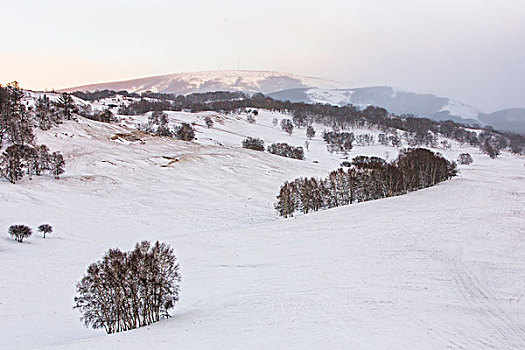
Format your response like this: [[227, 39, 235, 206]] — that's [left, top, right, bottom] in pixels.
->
[[61, 71, 525, 134], [478, 109, 525, 134], [268, 86, 482, 126], [60, 70, 344, 95]]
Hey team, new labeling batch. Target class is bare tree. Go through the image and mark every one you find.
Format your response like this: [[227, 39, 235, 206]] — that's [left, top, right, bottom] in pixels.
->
[[1, 145, 23, 183], [38, 224, 53, 238], [175, 123, 195, 141], [306, 125, 316, 139], [56, 93, 75, 120], [457, 153, 473, 165], [9, 225, 32, 242], [50, 152, 65, 179], [280, 119, 294, 135], [246, 113, 256, 124], [204, 116, 214, 128]]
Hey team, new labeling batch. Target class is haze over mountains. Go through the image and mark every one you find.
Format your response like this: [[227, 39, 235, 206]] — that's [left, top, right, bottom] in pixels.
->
[[61, 71, 525, 134]]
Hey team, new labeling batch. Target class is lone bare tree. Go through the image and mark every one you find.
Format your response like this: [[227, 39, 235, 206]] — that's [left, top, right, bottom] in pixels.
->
[[38, 224, 53, 238]]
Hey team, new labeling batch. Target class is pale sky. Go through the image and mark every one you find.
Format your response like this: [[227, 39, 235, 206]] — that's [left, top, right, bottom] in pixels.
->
[[1, 0, 524, 112]]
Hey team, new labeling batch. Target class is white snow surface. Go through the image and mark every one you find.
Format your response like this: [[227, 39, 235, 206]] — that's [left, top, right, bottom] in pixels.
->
[[441, 99, 480, 120], [306, 88, 355, 106], [1, 104, 525, 349]]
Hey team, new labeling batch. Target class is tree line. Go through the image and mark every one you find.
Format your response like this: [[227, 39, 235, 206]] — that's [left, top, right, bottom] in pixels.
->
[[275, 148, 457, 217], [92, 90, 524, 156], [0, 82, 66, 183]]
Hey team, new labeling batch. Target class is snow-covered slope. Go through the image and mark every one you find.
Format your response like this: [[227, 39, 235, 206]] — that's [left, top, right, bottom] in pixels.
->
[[60, 70, 345, 95], [1, 101, 524, 349]]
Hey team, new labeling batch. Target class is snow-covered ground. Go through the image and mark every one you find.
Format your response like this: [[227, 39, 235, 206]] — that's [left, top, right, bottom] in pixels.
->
[[0, 108, 524, 349]]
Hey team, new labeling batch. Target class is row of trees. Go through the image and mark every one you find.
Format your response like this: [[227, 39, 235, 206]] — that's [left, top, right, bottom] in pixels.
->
[[74, 241, 181, 334], [0, 83, 66, 184], [241, 137, 305, 160], [8, 224, 53, 242], [275, 148, 457, 217], [0, 145, 65, 183]]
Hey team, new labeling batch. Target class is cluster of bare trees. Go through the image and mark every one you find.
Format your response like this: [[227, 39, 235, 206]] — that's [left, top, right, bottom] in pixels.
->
[[0, 83, 66, 184], [175, 123, 196, 141], [458, 153, 473, 165], [280, 119, 294, 135], [354, 133, 375, 146], [323, 131, 355, 154], [242, 137, 265, 151], [241, 137, 305, 160], [275, 148, 457, 217], [144, 111, 172, 136], [1, 144, 65, 183], [267, 143, 304, 160], [9, 225, 32, 242], [142, 111, 196, 141], [478, 130, 507, 158], [378, 133, 401, 147], [74, 241, 181, 334], [306, 125, 316, 139], [8, 223, 53, 242]]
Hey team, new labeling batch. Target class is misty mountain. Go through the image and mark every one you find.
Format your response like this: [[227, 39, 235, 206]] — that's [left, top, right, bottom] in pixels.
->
[[268, 86, 481, 125], [478, 109, 525, 134], [268, 86, 525, 134]]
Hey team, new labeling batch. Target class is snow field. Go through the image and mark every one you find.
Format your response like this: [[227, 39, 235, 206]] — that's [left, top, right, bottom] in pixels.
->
[[0, 107, 524, 349]]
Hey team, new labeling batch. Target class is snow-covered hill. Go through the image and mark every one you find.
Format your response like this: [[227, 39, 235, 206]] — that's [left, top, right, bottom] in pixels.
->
[[60, 71, 525, 133], [1, 98, 524, 349], [60, 70, 345, 95]]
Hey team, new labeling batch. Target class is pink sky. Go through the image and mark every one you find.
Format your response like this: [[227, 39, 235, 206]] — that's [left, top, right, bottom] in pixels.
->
[[1, 0, 524, 112]]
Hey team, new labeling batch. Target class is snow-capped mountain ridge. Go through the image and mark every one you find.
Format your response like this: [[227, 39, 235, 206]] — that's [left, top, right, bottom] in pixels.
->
[[61, 71, 525, 133], [60, 70, 345, 95]]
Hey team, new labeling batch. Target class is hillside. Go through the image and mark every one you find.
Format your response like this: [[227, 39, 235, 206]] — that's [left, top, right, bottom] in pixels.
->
[[1, 95, 524, 349], [59, 70, 525, 133]]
